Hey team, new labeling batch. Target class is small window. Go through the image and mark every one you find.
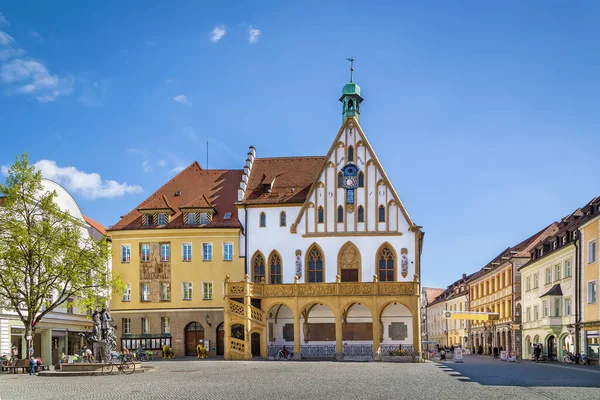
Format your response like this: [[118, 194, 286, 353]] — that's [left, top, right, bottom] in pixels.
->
[[545, 268, 551, 285], [160, 243, 170, 262], [260, 212, 266, 227], [186, 212, 197, 225], [554, 264, 561, 281], [202, 282, 213, 300], [554, 298, 561, 317], [161, 283, 170, 301], [182, 243, 192, 262], [358, 206, 364, 223], [565, 298, 572, 316], [224, 212, 232, 220], [358, 171, 364, 187], [378, 205, 385, 222], [141, 283, 150, 302], [337, 206, 344, 223], [122, 283, 131, 302], [542, 300, 548, 317], [199, 212, 209, 225], [280, 211, 286, 227], [533, 305, 539, 320], [318, 206, 324, 223], [141, 317, 149, 334], [588, 281, 597, 304], [223, 243, 233, 261], [262, 184, 271, 193], [141, 244, 150, 262], [337, 172, 343, 188], [564, 259, 572, 278], [589, 240, 596, 264], [526, 307, 531, 322], [121, 245, 131, 263], [122, 318, 131, 334], [183, 282, 193, 300], [533, 273, 539, 288], [348, 146, 354, 162], [526, 277, 531, 291], [161, 317, 170, 334], [158, 213, 167, 225], [202, 243, 213, 261]]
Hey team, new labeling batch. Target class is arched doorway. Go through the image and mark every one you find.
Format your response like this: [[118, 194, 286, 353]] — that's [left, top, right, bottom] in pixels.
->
[[547, 335, 556, 359], [216, 322, 225, 356], [338, 242, 361, 282], [185, 322, 205, 356], [251, 332, 261, 357]]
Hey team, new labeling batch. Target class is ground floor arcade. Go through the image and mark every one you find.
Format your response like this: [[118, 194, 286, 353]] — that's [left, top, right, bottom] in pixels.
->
[[223, 277, 421, 360], [470, 322, 519, 356], [522, 327, 574, 362]]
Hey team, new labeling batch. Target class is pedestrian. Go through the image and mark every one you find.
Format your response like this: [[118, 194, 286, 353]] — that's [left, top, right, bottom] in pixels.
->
[[534, 345, 541, 362], [29, 356, 37, 376], [493, 347, 499, 358]]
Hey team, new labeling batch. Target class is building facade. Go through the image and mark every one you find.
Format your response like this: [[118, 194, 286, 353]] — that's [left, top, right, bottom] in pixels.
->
[[109, 166, 245, 357], [520, 211, 580, 362], [421, 287, 444, 344], [224, 76, 424, 360], [0, 179, 109, 365], [425, 275, 470, 348], [468, 224, 557, 357]]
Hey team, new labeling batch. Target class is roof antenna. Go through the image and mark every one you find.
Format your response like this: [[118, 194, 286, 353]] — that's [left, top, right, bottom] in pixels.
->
[[346, 57, 355, 83], [206, 138, 209, 169]]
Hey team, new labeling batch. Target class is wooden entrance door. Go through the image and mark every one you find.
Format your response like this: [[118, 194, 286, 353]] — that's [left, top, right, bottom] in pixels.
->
[[216, 323, 225, 356], [340, 269, 359, 282], [251, 332, 261, 357], [185, 322, 205, 356]]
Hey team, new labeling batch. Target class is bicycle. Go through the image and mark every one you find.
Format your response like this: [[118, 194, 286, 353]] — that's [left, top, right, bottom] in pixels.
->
[[102, 354, 135, 375]]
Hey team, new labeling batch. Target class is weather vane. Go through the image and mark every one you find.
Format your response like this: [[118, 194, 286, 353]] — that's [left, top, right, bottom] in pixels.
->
[[346, 57, 355, 82]]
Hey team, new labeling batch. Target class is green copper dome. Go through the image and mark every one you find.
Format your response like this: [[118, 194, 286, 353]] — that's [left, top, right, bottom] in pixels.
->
[[342, 82, 361, 97]]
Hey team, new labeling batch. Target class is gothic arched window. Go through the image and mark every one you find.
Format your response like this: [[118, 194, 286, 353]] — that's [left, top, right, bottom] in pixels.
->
[[307, 245, 324, 283], [280, 211, 286, 227], [318, 206, 324, 223], [358, 206, 364, 223], [358, 171, 364, 187], [269, 252, 282, 284], [260, 212, 266, 227], [337, 172, 343, 188], [378, 205, 385, 222], [252, 252, 265, 283], [337, 206, 344, 223], [348, 146, 354, 162], [378, 245, 395, 282]]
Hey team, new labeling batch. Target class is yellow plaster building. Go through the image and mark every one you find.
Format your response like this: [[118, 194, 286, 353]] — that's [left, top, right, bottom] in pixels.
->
[[108, 165, 245, 357]]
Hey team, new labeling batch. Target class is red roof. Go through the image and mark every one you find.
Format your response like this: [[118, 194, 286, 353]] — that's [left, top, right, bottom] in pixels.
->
[[83, 215, 109, 237], [241, 156, 325, 205], [110, 162, 242, 231], [423, 288, 445, 305]]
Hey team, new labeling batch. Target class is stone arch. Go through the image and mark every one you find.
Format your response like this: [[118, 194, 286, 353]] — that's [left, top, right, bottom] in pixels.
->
[[342, 303, 373, 343], [266, 303, 295, 349], [305, 243, 325, 283], [375, 242, 397, 282], [299, 302, 336, 343], [268, 250, 283, 284], [326, 161, 335, 168], [378, 302, 413, 345], [251, 251, 266, 283], [337, 241, 362, 282]]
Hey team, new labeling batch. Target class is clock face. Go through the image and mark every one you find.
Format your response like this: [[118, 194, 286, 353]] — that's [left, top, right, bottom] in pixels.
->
[[344, 176, 357, 189]]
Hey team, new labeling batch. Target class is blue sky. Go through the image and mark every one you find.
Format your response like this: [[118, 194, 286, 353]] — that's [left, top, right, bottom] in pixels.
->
[[1, 1, 599, 289]]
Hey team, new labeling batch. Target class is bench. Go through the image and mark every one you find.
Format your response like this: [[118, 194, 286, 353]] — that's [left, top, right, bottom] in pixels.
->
[[1, 359, 28, 374]]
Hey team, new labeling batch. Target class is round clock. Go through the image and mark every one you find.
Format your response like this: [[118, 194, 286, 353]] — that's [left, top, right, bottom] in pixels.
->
[[344, 176, 357, 189]]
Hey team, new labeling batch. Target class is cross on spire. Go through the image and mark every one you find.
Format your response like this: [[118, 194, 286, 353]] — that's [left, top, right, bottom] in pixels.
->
[[346, 57, 355, 82]]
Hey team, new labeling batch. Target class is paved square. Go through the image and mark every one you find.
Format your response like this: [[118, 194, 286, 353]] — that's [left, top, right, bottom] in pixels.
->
[[1, 356, 599, 399]]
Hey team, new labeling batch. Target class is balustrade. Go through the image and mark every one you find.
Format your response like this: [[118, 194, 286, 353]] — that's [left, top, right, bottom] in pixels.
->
[[225, 281, 418, 298]]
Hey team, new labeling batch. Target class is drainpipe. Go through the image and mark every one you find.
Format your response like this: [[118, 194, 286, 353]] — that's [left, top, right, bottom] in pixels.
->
[[244, 204, 248, 275], [574, 237, 580, 354]]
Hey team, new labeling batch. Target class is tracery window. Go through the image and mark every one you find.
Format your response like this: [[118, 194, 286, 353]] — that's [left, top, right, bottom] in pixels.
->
[[280, 211, 286, 227], [337, 206, 344, 223], [378, 205, 385, 222], [358, 206, 364, 223], [307, 246, 324, 283], [252, 253, 265, 283], [378, 245, 395, 282], [269, 252, 282, 284], [318, 206, 324, 223], [358, 171, 364, 187]]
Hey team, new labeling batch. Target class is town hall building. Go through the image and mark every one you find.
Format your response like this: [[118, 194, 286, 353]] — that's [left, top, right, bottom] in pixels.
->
[[225, 70, 424, 360]]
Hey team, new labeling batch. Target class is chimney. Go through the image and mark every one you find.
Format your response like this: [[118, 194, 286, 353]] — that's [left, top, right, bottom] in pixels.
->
[[462, 273, 467, 279]]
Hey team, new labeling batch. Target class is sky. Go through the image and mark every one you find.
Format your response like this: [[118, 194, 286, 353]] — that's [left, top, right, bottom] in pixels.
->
[[1, 1, 599, 289]]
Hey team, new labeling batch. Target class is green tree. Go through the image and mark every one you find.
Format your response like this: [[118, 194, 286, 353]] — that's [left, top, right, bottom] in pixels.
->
[[0, 154, 123, 358]]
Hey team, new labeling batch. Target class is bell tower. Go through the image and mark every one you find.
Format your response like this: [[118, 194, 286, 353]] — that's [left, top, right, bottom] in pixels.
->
[[340, 58, 363, 122]]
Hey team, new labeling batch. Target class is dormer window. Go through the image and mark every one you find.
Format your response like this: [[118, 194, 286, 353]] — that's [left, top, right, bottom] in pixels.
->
[[186, 212, 198, 225], [199, 212, 209, 225], [158, 213, 167, 225], [552, 241, 557, 250], [185, 212, 211, 225], [262, 184, 271, 193], [562, 236, 567, 245]]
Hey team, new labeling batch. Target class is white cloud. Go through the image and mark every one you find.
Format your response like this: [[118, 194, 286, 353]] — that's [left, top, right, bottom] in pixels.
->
[[210, 25, 226, 42], [0, 59, 74, 102], [142, 160, 152, 173], [0, 12, 7, 26], [30, 160, 143, 199], [0, 31, 14, 45], [171, 166, 186, 174], [173, 94, 188, 104], [29, 31, 44, 42], [0, 165, 8, 175], [0, 48, 24, 61], [248, 26, 260, 44], [158, 160, 167, 168]]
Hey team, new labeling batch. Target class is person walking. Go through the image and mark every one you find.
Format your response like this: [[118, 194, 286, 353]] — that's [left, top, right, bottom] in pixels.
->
[[534, 344, 541, 362], [493, 347, 499, 358]]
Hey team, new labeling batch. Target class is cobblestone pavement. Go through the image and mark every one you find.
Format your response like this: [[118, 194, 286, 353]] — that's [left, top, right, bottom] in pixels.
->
[[1, 356, 599, 400]]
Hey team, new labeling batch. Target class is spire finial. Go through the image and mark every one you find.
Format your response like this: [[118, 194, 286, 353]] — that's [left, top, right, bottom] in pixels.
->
[[346, 57, 355, 83]]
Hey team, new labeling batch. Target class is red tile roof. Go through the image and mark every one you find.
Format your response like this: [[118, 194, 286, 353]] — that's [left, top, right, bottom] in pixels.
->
[[240, 156, 326, 205], [109, 162, 242, 231], [83, 215, 109, 237], [423, 288, 445, 305]]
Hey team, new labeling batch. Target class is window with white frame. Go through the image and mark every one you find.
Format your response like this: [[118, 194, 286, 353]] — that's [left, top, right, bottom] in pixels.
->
[[121, 244, 131, 263], [526, 307, 531, 322], [199, 212, 209, 225], [526, 277, 531, 291], [161, 317, 170, 334], [202, 243, 213, 261], [564, 259, 572, 278], [589, 240, 597, 264], [554, 298, 561, 317], [182, 243, 192, 262], [122, 283, 131, 302], [158, 213, 167, 225], [542, 300, 548, 317], [588, 281, 597, 304], [202, 282, 213, 300], [223, 242, 233, 261], [122, 318, 131, 334], [161, 283, 170, 301], [533, 305, 539, 320], [186, 212, 197, 225], [533, 273, 539, 289], [554, 264, 561, 281], [565, 297, 572, 315], [545, 268, 551, 285], [141, 283, 150, 301], [141, 244, 150, 262], [141, 317, 149, 334], [161, 243, 170, 262], [183, 282, 193, 300]]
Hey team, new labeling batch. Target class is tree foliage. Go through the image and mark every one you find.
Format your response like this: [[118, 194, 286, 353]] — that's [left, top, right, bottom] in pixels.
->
[[0, 154, 123, 341]]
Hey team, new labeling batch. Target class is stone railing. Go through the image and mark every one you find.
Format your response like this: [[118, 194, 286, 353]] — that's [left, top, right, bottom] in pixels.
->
[[227, 300, 245, 319], [230, 338, 245, 354], [300, 345, 336, 358], [249, 304, 265, 325], [226, 280, 418, 298], [380, 344, 414, 355], [343, 344, 373, 357]]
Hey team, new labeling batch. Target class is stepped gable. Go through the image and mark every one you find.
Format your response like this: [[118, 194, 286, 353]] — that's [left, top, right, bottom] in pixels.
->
[[109, 162, 242, 231], [240, 156, 326, 205]]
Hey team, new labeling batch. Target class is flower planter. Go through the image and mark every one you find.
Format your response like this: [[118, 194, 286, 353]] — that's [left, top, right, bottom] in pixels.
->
[[381, 355, 413, 363]]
